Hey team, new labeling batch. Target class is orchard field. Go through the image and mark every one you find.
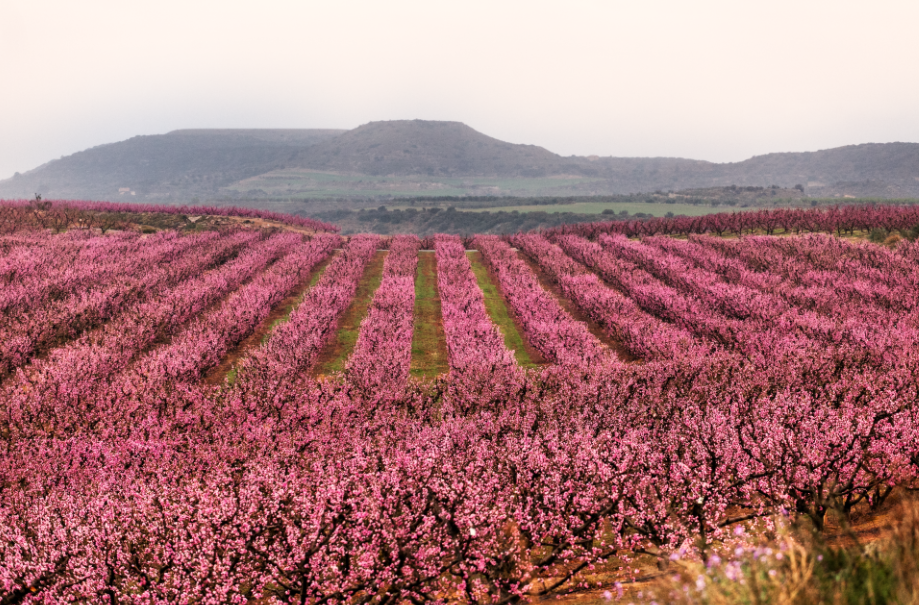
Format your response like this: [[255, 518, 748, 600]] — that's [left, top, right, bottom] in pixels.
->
[[5, 200, 919, 602]]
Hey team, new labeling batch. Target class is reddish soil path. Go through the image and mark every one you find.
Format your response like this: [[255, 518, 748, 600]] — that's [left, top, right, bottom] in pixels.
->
[[515, 249, 638, 363], [203, 250, 340, 385]]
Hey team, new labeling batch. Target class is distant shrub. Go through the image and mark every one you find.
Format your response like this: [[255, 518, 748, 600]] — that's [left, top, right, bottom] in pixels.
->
[[658, 503, 919, 605], [869, 227, 888, 243], [884, 232, 903, 247]]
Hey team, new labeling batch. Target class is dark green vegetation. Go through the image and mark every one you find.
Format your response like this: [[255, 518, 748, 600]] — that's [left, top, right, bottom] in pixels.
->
[[225, 170, 602, 199], [3, 120, 918, 203], [314, 205, 607, 235], [314, 250, 387, 376], [409, 252, 449, 379], [466, 252, 540, 368], [397, 186, 808, 212]]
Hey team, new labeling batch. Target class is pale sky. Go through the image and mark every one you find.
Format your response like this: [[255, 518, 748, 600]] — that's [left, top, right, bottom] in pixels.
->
[[1, 0, 917, 179]]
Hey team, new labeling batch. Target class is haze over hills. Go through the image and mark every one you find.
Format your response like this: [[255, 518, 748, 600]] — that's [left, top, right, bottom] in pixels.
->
[[1, 120, 917, 201]]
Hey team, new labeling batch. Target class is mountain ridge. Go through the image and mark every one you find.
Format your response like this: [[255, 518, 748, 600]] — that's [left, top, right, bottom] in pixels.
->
[[1, 120, 916, 200]]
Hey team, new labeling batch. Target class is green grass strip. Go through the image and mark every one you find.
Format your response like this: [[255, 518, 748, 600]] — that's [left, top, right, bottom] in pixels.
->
[[467, 251, 540, 368], [315, 250, 388, 376], [409, 251, 449, 379]]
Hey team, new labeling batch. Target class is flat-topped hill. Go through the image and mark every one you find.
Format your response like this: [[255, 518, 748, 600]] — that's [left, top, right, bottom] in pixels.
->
[[290, 120, 579, 177]]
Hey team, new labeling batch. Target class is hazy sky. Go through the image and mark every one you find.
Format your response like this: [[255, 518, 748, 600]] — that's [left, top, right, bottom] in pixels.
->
[[1, 0, 917, 179]]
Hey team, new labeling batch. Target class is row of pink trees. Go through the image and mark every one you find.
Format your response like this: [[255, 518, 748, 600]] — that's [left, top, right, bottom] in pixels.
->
[[0, 229, 262, 379], [238, 234, 380, 389], [6, 231, 302, 439], [345, 235, 420, 394], [686, 233, 919, 315], [435, 235, 517, 378], [510, 233, 698, 361], [546, 204, 919, 239], [124, 233, 339, 390], [7, 223, 919, 601], [549, 233, 906, 367], [473, 235, 611, 367], [627, 234, 919, 363], [0, 229, 140, 312]]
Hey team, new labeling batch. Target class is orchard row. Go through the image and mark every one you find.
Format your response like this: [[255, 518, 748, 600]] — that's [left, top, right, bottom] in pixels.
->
[[4, 215, 919, 603]]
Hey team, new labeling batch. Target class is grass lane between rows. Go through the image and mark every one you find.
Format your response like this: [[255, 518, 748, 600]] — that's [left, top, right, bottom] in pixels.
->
[[466, 250, 542, 369], [219, 249, 341, 385], [313, 250, 388, 376], [409, 251, 449, 380]]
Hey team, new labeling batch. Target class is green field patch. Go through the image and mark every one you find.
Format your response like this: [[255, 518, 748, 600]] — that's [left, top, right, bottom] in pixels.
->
[[226, 169, 601, 198], [457, 201, 759, 217], [409, 251, 449, 380], [467, 251, 542, 368], [314, 250, 388, 376]]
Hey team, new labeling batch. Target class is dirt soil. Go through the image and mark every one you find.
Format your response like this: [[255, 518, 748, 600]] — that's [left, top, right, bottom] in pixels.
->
[[218, 215, 318, 235]]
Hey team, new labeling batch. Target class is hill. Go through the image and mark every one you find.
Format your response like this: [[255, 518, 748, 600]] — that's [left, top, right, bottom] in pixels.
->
[[0, 128, 344, 200], [0, 120, 916, 200], [588, 143, 919, 195], [289, 119, 589, 177]]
